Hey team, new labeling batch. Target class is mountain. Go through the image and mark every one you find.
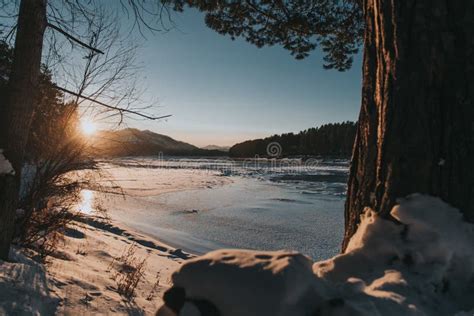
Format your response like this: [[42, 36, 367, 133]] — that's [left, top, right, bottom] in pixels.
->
[[229, 121, 356, 158], [201, 145, 230, 152], [92, 128, 226, 157]]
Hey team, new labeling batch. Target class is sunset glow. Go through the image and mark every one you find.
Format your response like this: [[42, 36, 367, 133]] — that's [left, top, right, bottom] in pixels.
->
[[80, 119, 97, 136]]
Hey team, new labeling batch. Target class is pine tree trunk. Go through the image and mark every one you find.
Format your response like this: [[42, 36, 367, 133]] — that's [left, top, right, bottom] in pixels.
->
[[0, 0, 47, 260], [343, 0, 474, 251]]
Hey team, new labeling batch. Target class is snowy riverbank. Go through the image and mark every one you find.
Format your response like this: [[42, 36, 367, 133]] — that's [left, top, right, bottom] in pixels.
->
[[158, 195, 474, 316], [2, 194, 473, 315], [0, 216, 189, 315], [85, 157, 347, 259]]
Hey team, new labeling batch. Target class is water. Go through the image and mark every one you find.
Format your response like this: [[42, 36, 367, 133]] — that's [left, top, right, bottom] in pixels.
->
[[80, 157, 348, 260]]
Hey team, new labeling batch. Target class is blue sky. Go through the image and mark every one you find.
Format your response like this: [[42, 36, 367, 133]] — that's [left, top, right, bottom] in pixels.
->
[[133, 9, 363, 147]]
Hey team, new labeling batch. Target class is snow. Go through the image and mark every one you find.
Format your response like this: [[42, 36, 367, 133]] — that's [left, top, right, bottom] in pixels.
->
[[315, 194, 474, 315], [0, 250, 59, 315], [0, 218, 185, 315], [0, 149, 14, 175], [2, 191, 473, 315], [167, 249, 332, 316], [159, 194, 474, 316]]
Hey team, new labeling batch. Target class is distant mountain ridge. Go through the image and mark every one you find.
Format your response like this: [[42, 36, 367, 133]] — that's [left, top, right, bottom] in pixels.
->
[[92, 123, 356, 158], [201, 145, 230, 152], [93, 128, 226, 157]]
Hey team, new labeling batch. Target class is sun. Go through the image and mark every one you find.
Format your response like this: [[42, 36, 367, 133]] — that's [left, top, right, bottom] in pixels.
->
[[80, 119, 97, 136]]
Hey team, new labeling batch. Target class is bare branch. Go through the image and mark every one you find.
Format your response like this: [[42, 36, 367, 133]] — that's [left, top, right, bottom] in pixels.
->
[[46, 22, 104, 55], [53, 85, 171, 121]]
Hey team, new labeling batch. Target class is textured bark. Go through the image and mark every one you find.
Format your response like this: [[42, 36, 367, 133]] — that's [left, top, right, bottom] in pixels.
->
[[0, 0, 47, 260], [343, 0, 474, 251]]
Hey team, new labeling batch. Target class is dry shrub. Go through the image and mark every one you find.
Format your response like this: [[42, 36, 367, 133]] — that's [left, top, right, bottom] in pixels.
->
[[15, 159, 89, 260], [110, 243, 148, 299], [18, 206, 79, 260], [146, 271, 161, 301], [13, 97, 96, 259]]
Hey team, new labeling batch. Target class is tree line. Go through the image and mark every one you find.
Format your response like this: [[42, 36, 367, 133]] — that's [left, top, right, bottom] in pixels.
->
[[229, 121, 356, 158]]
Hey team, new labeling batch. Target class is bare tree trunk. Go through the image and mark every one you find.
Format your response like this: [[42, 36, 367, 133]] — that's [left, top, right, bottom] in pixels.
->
[[0, 0, 47, 260], [343, 0, 474, 251]]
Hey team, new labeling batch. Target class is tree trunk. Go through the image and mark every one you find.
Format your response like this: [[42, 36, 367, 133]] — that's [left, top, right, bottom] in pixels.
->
[[343, 0, 474, 251], [0, 0, 47, 260]]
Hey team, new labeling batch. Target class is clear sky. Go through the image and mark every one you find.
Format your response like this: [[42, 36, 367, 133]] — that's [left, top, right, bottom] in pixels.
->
[[122, 9, 362, 147]]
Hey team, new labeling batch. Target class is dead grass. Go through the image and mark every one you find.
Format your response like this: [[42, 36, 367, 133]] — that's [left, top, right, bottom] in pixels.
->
[[146, 271, 161, 301], [75, 241, 88, 256], [109, 243, 148, 299]]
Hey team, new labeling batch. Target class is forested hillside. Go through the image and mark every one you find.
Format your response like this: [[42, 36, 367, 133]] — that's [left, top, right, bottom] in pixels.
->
[[93, 128, 226, 157], [229, 121, 356, 157]]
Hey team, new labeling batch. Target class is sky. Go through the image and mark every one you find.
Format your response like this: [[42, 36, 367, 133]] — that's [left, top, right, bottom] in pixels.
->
[[131, 9, 363, 147], [3, 3, 362, 148]]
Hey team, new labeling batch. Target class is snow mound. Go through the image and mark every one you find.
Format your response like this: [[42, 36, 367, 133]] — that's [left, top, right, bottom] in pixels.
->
[[168, 249, 333, 316], [160, 194, 474, 316], [314, 194, 474, 315], [0, 149, 14, 175]]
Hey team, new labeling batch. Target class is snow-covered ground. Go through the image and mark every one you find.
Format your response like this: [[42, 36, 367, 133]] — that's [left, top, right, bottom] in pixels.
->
[[0, 217, 187, 315], [158, 195, 474, 316], [1, 194, 473, 315]]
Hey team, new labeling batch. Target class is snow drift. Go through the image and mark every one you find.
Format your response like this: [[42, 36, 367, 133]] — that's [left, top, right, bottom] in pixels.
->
[[159, 194, 474, 316]]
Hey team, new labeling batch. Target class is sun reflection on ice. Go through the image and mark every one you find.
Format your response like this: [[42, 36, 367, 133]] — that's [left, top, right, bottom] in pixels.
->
[[78, 189, 94, 214]]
